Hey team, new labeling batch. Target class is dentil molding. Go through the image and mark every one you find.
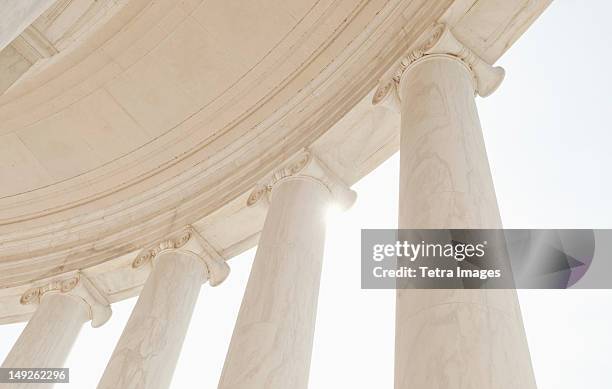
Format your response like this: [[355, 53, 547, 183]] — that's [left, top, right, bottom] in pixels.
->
[[132, 226, 230, 287], [20, 272, 112, 328], [372, 23, 505, 109], [246, 150, 357, 211]]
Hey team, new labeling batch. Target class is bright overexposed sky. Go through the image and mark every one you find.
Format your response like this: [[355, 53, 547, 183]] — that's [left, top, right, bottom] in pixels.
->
[[1, 2, 612, 388]]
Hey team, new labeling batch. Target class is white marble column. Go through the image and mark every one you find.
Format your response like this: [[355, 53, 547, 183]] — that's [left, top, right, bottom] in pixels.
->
[[218, 151, 356, 389], [97, 226, 229, 389], [1, 273, 111, 389], [374, 25, 537, 389]]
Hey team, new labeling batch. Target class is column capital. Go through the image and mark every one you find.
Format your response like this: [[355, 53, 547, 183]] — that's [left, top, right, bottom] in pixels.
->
[[246, 149, 357, 210], [20, 272, 112, 328], [132, 226, 230, 287], [373, 24, 505, 109]]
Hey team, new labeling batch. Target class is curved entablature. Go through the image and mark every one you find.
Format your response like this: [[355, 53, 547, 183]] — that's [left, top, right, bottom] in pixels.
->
[[0, 0, 551, 323]]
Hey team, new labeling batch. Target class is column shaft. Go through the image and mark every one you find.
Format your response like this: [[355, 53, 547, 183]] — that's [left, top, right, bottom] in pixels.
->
[[97, 251, 206, 389], [219, 178, 331, 389], [395, 55, 536, 388], [1, 293, 88, 389]]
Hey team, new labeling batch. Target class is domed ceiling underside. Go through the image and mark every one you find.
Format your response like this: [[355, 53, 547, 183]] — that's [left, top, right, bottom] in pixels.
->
[[0, 0, 550, 322]]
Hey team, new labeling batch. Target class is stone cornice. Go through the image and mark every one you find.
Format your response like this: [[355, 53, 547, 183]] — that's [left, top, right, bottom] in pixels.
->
[[246, 150, 357, 211], [373, 23, 505, 108], [20, 272, 112, 328], [132, 226, 230, 287], [0, 0, 552, 323]]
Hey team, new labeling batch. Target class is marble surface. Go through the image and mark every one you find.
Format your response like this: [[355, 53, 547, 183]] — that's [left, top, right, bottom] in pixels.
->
[[394, 54, 536, 388], [398, 55, 501, 228], [219, 177, 332, 389], [0, 1, 554, 324], [1, 293, 88, 389], [97, 250, 208, 389], [0, 0, 56, 51]]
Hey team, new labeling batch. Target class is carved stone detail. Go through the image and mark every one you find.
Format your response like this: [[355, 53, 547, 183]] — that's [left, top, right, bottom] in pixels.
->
[[20, 272, 112, 327], [246, 184, 270, 207], [132, 227, 193, 268], [199, 253, 231, 287], [132, 226, 230, 287], [373, 23, 505, 107], [20, 276, 79, 305], [246, 149, 357, 210]]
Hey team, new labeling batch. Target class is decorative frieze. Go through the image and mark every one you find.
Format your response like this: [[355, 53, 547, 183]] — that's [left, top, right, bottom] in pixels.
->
[[20, 272, 111, 327], [247, 150, 357, 211], [373, 23, 505, 108]]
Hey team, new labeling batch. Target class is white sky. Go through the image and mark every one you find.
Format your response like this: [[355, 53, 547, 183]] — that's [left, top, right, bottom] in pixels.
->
[[1, 1, 612, 388]]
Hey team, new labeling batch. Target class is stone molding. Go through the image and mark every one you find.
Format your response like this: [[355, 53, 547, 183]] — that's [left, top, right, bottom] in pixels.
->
[[246, 150, 357, 211], [132, 226, 230, 287], [132, 227, 193, 269], [373, 23, 505, 109], [11, 26, 58, 63], [0, 0, 551, 323], [20, 272, 112, 328]]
